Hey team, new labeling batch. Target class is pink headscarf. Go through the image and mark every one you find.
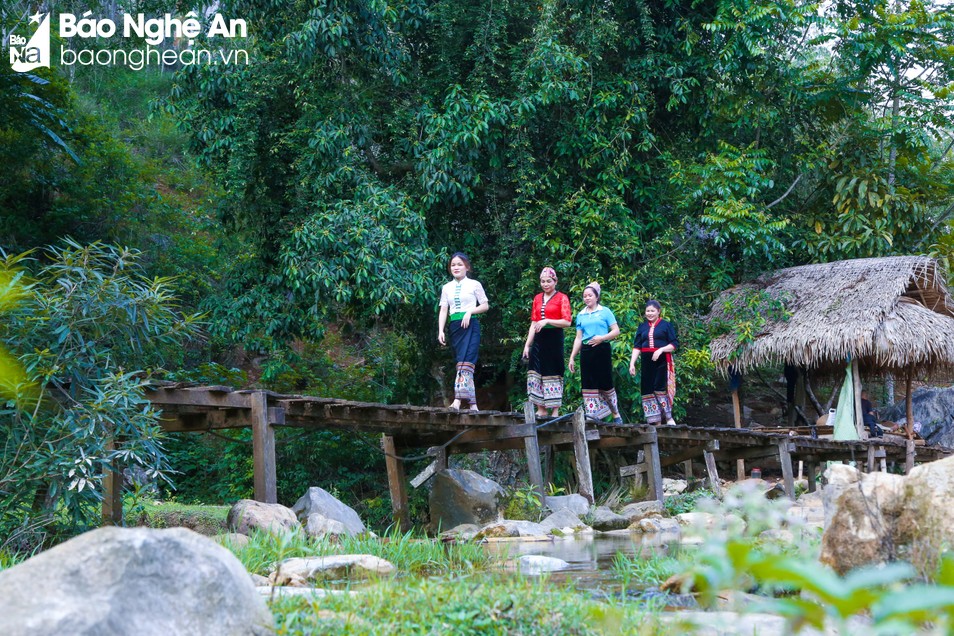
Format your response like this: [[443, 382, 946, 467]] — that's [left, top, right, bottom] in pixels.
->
[[585, 281, 601, 298], [540, 267, 557, 282]]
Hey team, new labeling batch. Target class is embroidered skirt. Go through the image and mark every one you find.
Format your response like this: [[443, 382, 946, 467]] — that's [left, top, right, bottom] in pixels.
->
[[451, 319, 480, 402], [640, 350, 675, 423], [527, 328, 565, 409], [581, 342, 617, 420]]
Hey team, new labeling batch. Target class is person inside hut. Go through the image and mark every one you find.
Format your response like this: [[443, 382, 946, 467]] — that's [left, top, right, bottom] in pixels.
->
[[629, 299, 678, 426], [861, 390, 882, 438], [522, 267, 572, 418], [437, 252, 490, 411], [568, 282, 623, 424]]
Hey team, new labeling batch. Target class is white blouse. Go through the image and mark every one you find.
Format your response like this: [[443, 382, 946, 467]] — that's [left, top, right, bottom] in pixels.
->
[[440, 277, 488, 314]]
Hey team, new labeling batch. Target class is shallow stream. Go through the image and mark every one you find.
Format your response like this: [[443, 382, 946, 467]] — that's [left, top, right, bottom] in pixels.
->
[[481, 531, 680, 590]]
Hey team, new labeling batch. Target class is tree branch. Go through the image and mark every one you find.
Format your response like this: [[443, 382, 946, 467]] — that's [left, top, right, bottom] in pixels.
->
[[765, 174, 803, 209]]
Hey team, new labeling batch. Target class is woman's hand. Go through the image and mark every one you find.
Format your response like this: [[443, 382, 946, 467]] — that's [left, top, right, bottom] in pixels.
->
[[629, 363, 636, 376], [588, 335, 603, 346], [461, 312, 472, 329], [568, 357, 575, 373], [522, 345, 530, 360], [533, 319, 548, 332], [652, 350, 661, 361], [438, 331, 446, 346]]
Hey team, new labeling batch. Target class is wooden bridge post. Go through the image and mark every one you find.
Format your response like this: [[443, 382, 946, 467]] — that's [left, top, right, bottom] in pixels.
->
[[703, 440, 722, 498], [522, 403, 545, 499], [805, 461, 817, 493], [250, 391, 277, 504], [571, 408, 595, 504], [644, 427, 664, 504], [777, 439, 796, 500], [382, 435, 410, 532]]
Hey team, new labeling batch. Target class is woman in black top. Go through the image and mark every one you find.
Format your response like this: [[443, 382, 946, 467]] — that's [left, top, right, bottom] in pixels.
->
[[629, 300, 678, 425]]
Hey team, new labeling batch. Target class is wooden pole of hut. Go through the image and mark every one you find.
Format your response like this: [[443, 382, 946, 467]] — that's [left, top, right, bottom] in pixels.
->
[[905, 366, 916, 473], [851, 358, 864, 439], [732, 388, 744, 480]]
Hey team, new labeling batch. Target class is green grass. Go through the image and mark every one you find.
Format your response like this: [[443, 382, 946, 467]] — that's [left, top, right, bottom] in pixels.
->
[[270, 575, 670, 635], [612, 550, 687, 589], [232, 527, 494, 577]]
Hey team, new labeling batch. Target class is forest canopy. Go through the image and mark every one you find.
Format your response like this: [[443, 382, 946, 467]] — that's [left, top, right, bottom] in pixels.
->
[[1, 0, 953, 532]]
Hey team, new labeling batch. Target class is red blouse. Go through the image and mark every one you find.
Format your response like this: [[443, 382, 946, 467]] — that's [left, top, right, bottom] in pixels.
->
[[531, 291, 572, 323]]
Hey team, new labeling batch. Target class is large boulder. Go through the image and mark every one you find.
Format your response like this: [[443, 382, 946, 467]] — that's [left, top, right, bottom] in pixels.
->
[[475, 520, 549, 539], [270, 555, 395, 584], [0, 527, 272, 636], [227, 499, 300, 536], [292, 487, 366, 537], [544, 494, 590, 516], [819, 465, 907, 574], [879, 386, 954, 447], [539, 509, 585, 533], [895, 456, 954, 562], [619, 501, 665, 524], [429, 469, 506, 532], [590, 506, 629, 531]]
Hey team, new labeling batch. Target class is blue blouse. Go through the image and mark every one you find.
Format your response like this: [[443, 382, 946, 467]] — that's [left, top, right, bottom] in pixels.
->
[[575, 306, 617, 343]]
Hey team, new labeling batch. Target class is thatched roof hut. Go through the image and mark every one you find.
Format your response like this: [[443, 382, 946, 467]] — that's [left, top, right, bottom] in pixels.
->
[[708, 256, 954, 375]]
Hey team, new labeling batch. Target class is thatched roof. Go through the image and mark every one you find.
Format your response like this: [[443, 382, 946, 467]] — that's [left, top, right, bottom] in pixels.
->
[[708, 256, 954, 374]]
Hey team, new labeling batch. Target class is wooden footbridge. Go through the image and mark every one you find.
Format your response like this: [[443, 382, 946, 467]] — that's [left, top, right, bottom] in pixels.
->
[[103, 383, 952, 526]]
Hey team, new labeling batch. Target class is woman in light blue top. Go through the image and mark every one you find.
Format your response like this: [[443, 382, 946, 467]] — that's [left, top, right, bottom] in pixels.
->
[[568, 282, 622, 423]]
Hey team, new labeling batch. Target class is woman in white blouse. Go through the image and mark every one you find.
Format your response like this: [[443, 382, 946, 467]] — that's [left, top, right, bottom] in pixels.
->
[[438, 252, 490, 410]]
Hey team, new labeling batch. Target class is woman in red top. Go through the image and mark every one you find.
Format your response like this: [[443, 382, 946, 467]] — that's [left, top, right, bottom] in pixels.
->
[[522, 267, 572, 417]]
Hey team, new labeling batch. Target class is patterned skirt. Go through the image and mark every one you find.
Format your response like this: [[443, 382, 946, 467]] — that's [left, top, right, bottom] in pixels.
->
[[581, 342, 617, 420], [451, 319, 480, 403], [527, 328, 565, 409], [640, 350, 675, 424]]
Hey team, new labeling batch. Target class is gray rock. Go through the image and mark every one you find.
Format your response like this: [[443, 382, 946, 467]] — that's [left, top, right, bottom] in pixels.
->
[[630, 517, 681, 534], [292, 487, 366, 536], [439, 524, 481, 541], [663, 478, 688, 495], [544, 494, 590, 516], [879, 385, 954, 447], [429, 469, 506, 532], [475, 520, 549, 539], [271, 555, 395, 584], [820, 466, 906, 574], [619, 500, 665, 523], [517, 555, 569, 574], [539, 509, 584, 533], [249, 573, 270, 586], [214, 532, 250, 550], [0, 527, 273, 636], [227, 499, 300, 536], [590, 506, 629, 531], [303, 514, 351, 539]]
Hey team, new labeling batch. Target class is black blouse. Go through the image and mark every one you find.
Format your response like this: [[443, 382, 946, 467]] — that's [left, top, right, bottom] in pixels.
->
[[633, 319, 679, 350]]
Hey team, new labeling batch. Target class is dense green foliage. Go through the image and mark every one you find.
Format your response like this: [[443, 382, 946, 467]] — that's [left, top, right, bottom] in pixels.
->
[[0, 242, 198, 545], [2, 0, 954, 532], [164, 0, 954, 416]]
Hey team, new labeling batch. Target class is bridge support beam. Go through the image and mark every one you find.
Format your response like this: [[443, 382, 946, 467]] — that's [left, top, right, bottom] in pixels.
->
[[572, 408, 594, 504], [644, 427, 663, 503], [251, 391, 277, 504], [522, 403, 545, 500], [382, 435, 410, 532], [777, 439, 796, 500]]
